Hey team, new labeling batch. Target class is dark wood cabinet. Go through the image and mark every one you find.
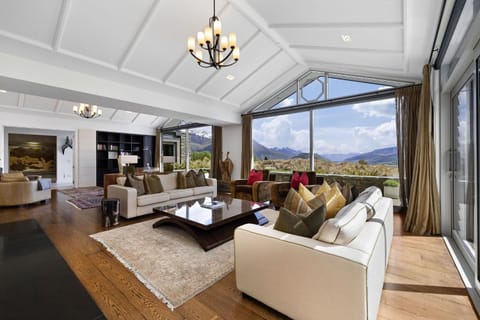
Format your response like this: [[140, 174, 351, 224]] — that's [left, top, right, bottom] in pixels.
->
[[96, 131, 155, 186]]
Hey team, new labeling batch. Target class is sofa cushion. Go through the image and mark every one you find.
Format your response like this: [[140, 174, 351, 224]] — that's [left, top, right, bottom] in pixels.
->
[[193, 186, 214, 195], [0, 172, 29, 182], [137, 192, 170, 206], [247, 169, 263, 185], [158, 173, 177, 191], [313, 202, 367, 245], [194, 170, 208, 187], [166, 188, 194, 200], [324, 183, 346, 219], [353, 186, 382, 220], [290, 172, 309, 189], [284, 188, 311, 215], [274, 205, 326, 237], [298, 183, 315, 202], [185, 170, 197, 188], [116, 176, 127, 186], [177, 171, 187, 189], [315, 180, 331, 196], [144, 174, 163, 194], [127, 174, 145, 196]]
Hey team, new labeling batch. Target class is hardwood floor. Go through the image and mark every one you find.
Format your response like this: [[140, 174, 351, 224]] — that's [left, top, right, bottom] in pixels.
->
[[0, 191, 478, 319]]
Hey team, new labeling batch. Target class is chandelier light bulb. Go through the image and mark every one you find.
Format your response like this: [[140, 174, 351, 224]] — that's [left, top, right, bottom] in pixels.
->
[[73, 103, 102, 119]]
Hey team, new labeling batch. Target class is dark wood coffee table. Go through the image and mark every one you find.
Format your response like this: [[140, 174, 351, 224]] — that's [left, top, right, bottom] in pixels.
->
[[152, 196, 269, 251]]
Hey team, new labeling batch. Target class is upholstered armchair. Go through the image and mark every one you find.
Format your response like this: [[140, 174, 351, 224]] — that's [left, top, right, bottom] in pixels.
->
[[230, 170, 273, 202], [270, 171, 322, 209]]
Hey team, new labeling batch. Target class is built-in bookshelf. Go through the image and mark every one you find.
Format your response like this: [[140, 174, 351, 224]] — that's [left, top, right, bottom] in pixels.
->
[[96, 131, 156, 186]]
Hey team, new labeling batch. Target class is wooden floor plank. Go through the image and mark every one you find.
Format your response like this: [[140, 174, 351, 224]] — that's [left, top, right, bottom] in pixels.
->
[[0, 190, 478, 319]]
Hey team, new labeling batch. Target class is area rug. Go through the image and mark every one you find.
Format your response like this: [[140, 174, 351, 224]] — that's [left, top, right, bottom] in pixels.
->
[[90, 209, 278, 309], [59, 187, 104, 209]]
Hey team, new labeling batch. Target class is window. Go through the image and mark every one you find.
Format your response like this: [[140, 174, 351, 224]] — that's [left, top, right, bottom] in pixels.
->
[[253, 112, 310, 172], [188, 126, 212, 174], [313, 98, 398, 177]]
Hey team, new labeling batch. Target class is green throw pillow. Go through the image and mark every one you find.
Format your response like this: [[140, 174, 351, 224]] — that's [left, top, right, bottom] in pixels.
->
[[145, 174, 163, 194], [194, 170, 208, 187], [185, 170, 197, 188], [273, 205, 326, 238]]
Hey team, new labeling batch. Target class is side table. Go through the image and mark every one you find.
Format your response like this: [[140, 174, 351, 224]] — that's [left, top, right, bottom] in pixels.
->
[[101, 198, 120, 228]]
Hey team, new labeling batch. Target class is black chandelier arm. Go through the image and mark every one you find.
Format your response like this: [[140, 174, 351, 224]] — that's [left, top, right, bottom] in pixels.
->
[[189, 51, 218, 68]]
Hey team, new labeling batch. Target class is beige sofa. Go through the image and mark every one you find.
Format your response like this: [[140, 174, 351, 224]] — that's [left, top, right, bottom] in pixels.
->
[[0, 180, 52, 206], [234, 196, 393, 320], [108, 172, 217, 219]]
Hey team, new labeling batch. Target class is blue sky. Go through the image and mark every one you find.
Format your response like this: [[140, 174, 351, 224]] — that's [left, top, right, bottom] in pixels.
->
[[253, 78, 396, 155]]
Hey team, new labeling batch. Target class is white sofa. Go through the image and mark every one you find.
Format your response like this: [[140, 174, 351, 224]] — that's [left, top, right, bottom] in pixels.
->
[[107, 172, 217, 219], [234, 196, 393, 320]]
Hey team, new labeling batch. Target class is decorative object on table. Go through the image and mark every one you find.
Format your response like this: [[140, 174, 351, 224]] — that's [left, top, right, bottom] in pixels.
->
[[187, 0, 240, 69], [220, 151, 233, 182], [101, 198, 120, 228], [73, 103, 102, 119], [90, 209, 278, 309], [61, 136, 73, 154], [59, 187, 104, 209]]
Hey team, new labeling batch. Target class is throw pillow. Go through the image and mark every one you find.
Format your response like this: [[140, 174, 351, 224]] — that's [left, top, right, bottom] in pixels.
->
[[116, 176, 127, 186], [274, 205, 326, 238], [127, 174, 145, 196], [315, 180, 331, 196], [313, 202, 367, 245], [307, 192, 327, 210], [283, 188, 311, 215], [194, 169, 208, 187], [176, 171, 187, 189], [290, 172, 308, 189], [354, 186, 383, 220], [324, 183, 346, 219], [341, 182, 354, 204], [298, 183, 315, 202], [185, 170, 196, 188], [144, 174, 163, 194], [247, 169, 263, 185]]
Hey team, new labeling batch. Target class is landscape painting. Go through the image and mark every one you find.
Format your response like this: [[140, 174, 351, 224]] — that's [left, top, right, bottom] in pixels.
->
[[8, 133, 56, 179]]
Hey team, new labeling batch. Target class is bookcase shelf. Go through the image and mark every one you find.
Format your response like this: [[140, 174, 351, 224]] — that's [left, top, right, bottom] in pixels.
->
[[96, 131, 156, 186]]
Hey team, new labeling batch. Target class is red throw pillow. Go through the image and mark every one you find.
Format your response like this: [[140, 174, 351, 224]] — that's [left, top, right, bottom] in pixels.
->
[[247, 170, 264, 185], [291, 172, 309, 189]]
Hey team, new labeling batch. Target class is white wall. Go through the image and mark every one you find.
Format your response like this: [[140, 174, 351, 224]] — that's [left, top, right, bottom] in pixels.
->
[[0, 109, 156, 187], [222, 125, 242, 180]]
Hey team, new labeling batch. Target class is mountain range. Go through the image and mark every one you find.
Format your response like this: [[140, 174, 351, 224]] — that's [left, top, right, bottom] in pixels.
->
[[189, 133, 397, 165]]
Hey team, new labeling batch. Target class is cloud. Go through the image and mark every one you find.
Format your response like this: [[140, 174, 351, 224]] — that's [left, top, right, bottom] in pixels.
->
[[253, 115, 309, 151], [274, 97, 295, 109], [353, 120, 397, 145], [352, 98, 395, 119]]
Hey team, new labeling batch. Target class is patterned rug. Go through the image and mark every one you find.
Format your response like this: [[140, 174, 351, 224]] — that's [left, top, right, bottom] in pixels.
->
[[90, 209, 278, 309], [59, 187, 104, 209]]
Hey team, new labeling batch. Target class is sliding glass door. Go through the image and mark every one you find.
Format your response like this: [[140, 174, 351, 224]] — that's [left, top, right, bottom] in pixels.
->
[[451, 75, 477, 268]]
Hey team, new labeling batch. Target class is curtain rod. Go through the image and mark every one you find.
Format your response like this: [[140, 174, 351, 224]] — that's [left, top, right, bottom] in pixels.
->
[[428, 0, 447, 65]]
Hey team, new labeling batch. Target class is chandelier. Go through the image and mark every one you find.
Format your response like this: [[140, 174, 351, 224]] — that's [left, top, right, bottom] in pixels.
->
[[187, 0, 240, 69], [73, 103, 102, 119]]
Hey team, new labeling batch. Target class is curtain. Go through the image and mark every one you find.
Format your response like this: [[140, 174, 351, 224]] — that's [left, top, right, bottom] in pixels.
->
[[404, 64, 441, 235], [211, 126, 222, 179], [395, 84, 422, 208], [155, 128, 161, 170], [241, 114, 253, 178]]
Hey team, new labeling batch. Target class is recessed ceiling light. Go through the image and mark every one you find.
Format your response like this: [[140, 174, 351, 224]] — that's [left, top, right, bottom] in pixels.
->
[[226, 74, 235, 81], [0, 89, 7, 93], [341, 34, 352, 42]]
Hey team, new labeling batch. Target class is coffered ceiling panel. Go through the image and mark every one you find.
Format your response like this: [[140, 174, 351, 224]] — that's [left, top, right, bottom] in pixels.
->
[[199, 33, 280, 99], [60, 0, 155, 65], [223, 51, 296, 105], [0, 0, 62, 46], [23, 95, 58, 112], [245, 0, 403, 24], [133, 113, 165, 127], [0, 91, 20, 107], [111, 109, 139, 123]]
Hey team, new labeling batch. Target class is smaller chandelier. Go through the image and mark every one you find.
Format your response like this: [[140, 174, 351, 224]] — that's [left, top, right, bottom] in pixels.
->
[[187, 0, 239, 69], [73, 103, 102, 119]]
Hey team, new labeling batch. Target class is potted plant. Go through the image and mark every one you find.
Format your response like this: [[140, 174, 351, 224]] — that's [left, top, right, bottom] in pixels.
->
[[383, 179, 400, 199]]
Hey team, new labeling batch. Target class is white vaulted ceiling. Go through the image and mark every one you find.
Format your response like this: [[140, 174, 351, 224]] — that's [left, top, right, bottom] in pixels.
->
[[0, 0, 446, 127]]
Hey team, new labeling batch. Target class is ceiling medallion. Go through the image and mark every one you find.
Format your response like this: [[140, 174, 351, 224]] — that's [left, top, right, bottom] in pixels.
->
[[187, 0, 240, 69]]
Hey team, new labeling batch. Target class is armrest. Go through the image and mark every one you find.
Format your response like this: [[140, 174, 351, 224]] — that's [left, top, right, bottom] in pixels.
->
[[234, 224, 369, 320], [270, 182, 291, 209], [206, 178, 217, 197], [252, 181, 273, 202], [107, 185, 137, 218], [230, 179, 248, 195]]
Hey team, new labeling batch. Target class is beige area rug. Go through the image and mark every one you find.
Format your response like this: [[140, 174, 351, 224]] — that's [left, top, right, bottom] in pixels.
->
[[90, 209, 278, 309]]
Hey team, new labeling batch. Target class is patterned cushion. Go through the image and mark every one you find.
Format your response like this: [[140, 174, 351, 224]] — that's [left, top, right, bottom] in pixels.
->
[[290, 172, 309, 189], [127, 174, 145, 196], [284, 188, 311, 215], [185, 170, 196, 188], [315, 180, 331, 196], [298, 183, 315, 202], [247, 169, 263, 185], [274, 204, 326, 237], [324, 183, 346, 219], [194, 170, 208, 187], [144, 174, 163, 194], [177, 171, 187, 189]]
